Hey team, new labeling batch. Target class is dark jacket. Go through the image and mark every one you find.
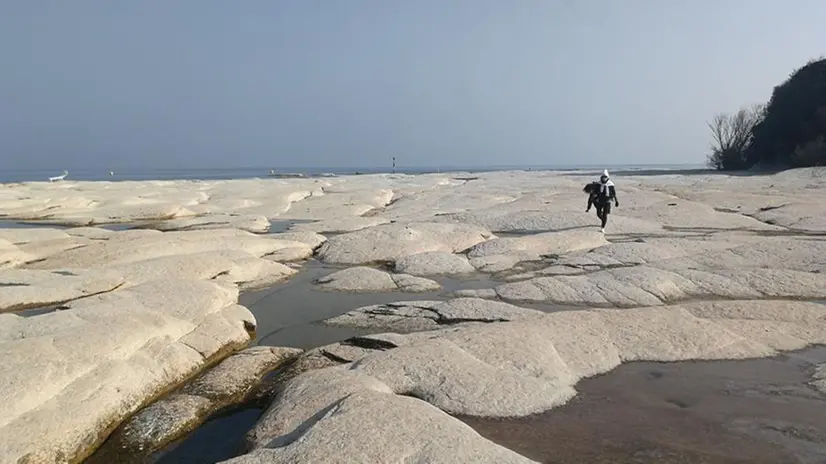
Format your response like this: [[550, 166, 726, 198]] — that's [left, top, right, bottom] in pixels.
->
[[584, 181, 618, 209]]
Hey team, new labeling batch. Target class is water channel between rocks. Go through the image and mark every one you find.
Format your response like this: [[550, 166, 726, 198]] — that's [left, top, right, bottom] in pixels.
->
[[133, 261, 509, 464], [240, 260, 505, 350]]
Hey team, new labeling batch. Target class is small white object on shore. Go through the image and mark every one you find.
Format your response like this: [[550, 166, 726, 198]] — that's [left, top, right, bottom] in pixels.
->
[[48, 170, 68, 182]]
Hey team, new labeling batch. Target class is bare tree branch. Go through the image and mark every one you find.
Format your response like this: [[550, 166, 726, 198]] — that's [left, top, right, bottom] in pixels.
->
[[706, 103, 765, 170]]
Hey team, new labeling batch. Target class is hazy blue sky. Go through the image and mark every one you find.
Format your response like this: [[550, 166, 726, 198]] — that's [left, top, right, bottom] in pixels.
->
[[2, 1, 825, 170]]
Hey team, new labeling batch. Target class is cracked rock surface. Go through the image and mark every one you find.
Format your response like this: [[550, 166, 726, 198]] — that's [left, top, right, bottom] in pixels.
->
[[325, 297, 544, 332], [316, 222, 493, 265], [394, 251, 477, 276], [314, 266, 440, 293], [238, 299, 826, 463], [0, 279, 253, 463], [99, 345, 301, 457], [0, 223, 308, 462], [143, 214, 272, 233], [2, 167, 826, 463]]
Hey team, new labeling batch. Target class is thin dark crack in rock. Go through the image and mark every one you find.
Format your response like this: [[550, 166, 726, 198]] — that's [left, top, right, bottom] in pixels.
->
[[318, 349, 353, 364], [360, 305, 510, 326], [1, 281, 127, 314], [758, 204, 789, 212], [340, 336, 398, 351]]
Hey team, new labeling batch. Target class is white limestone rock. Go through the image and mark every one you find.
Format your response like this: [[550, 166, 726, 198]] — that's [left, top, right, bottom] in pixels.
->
[[25, 228, 304, 269], [437, 209, 664, 235], [64, 226, 116, 240], [237, 299, 826, 464], [15, 237, 91, 263], [104, 346, 301, 455], [69, 202, 198, 225], [290, 216, 391, 234], [394, 251, 476, 276], [278, 188, 394, 220], [231, 388, 535, 464], [489, 265, 826, 307], [261, 244, 315, 263], [0, 227, 69, 244], [147, 214, 272, 233], [315, 267, 440, 293], [102, 249, 297, 290], [0, 279, 252, 463], [325, 298, 544, 332], [466, 230, 608, 260], [462, 229, 608, 273], [0, 268, 125, 312], [316, 222, 493, 265], [268, 231, 327, 249], [0, 240, 35, 269]]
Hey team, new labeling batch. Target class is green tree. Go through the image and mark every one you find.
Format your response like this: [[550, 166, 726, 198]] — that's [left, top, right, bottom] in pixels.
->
[[744, 57, 826, 168]]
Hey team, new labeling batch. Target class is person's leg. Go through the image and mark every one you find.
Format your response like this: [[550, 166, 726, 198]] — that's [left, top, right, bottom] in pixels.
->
[[601, 203, 611, 228], [595, 204, 604, 222]]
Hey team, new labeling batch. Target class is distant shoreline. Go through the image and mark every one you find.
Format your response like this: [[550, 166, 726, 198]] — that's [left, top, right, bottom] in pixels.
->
[[1, 164, 708, 183]]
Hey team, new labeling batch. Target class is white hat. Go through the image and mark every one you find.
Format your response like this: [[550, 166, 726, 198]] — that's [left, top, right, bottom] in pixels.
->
[[602, 169, 609, 178]]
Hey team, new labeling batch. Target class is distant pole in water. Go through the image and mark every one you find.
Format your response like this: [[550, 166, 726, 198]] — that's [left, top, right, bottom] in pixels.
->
[[392, 157, 396, 174], [109, 171, 114, 176]]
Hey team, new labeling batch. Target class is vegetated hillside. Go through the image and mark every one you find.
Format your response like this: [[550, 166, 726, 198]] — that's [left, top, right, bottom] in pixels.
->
[[708, 57, 826, 170]]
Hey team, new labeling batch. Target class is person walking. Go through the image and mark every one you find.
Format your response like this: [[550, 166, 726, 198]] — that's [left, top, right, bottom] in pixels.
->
[[585, 169, 619, 233]]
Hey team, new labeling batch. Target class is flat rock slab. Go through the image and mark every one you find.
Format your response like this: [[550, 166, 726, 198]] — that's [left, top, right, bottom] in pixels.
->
[[316, 222, 493, 265], [104, 249, 298, 290], [275, 188, 394, 220], [325, 297, 544, 332], [482, 265, 826, 307], [25, 228, 309, 269], [101, 346, 301, 456], [146, 214, 272, 234], [437, 209, 664, 235], [466, 229, 608, 259], [0, 268, 125, 312], [394, 251, 476, 276], [267, 231, 327, 249], [64, 226, 116, 240], [0, 279, 254, 463], [0, 240, 35, 269], [0, 227, 70, 244], [227, 388, 534, 464], [238, 300, 826, 463], [464, 229, 608, 273], [314, 266, 440, 293], [290, 216, 391, 234]]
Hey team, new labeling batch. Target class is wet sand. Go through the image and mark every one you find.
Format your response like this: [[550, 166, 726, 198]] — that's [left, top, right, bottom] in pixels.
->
[[458, 347, 826, 464]]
